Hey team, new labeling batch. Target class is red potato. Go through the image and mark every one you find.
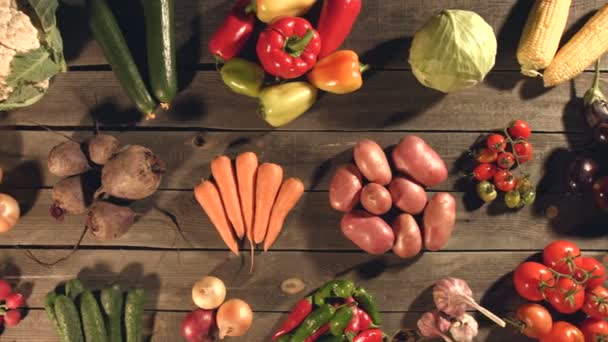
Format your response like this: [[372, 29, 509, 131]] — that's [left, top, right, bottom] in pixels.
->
[[389, 177, 427, 214], [354, 139, 392, 185], [341, 210, 394, 255], [392, 213, 422, 258], [423, 193, 456, 251], [392, 136, 448, 187], [360, 183, 392, 215], [329, 164, 363, 212]]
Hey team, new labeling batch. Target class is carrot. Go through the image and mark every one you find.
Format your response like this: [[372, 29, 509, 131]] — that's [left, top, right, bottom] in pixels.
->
[[253, 163, 283, 244], [194, 180, 239, 255], [211, 156, 245, 239], [263, 178, 304, 251], [235, 152, 258, 243]]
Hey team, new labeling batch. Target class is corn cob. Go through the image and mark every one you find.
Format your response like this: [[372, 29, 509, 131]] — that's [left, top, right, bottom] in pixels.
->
[[517, 0, 572, 77], [544, 4, 608, 87]]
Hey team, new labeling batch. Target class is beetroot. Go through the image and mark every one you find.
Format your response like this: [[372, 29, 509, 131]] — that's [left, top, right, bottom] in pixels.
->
[[48, 141, 91, 177], [87, 201, 136, 240], [51, 173, 99, 220], [86, 134, 120, 165], [96, 145, 165, 200]]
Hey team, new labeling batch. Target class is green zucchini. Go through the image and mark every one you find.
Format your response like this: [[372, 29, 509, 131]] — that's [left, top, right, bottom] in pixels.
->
[[124, 287, 145, 342], [80, 290, 109, 342], [101, 283, 124, 342], [45, 291, 69, 341], [88, 0, 157, 119], [65, 279, 85, 301], [54, 295, 84, 342], [143, 0, 177, 108]]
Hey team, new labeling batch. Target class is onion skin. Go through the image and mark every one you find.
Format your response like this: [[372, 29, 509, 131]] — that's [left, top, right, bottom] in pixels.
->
[[181, 309, 216, 342], [192, 276, 226, 310], [0, 193, 20, 233], [216, 299, 253, 339]]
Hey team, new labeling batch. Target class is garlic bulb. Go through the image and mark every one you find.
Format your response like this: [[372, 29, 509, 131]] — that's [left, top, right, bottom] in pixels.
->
[[449, 314, 479, 342]]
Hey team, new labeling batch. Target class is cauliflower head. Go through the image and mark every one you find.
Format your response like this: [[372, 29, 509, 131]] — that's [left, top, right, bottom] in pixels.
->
[[0, 0, 66, 110]]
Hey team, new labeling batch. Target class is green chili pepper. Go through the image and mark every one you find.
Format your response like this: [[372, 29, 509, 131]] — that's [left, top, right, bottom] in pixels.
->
[[259, 82, 317, 127], [353, 287, 382, 325], [290, 304, 336, 342], [277, 334, 293, 342], [318, 335, 347, 342], [329, 306, 354, 336], [220, 57, 265, 98], [314, 280, 356, 306]]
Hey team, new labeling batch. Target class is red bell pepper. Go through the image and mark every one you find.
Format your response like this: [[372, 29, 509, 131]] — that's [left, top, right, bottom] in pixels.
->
[[208, 0, 255, 61], [256, 16, 321, 79], [316, 0, 362, 58], [272, 297, 313, 341], [344, 307, 360, 333], [352, 329, 384, 342], [357, 308, 373, 331], [305, 323, 330, 342]]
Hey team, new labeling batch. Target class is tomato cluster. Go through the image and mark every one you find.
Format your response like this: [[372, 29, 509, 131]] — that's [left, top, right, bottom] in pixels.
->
[[472, 120, 536, 208], [0, 279, 26, 328], [512, 240, 608, 341]]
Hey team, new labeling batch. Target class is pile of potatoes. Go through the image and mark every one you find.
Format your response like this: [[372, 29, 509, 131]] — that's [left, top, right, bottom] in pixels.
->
[[330, 136, 456, 257]]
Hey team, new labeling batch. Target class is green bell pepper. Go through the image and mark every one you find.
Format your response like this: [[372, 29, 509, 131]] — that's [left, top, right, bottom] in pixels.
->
[[220, 57, 265, 98], [258, 82, 317, 127]]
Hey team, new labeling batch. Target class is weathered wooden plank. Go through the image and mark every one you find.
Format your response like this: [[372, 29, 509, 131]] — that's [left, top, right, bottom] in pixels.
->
[[1, 310, 525, 341], [2, 70, 596, 132], [0, 130, 582, 191], [59, 0, 608, 71], [0, 189, 605, 251], [1, 249, 605, 312]]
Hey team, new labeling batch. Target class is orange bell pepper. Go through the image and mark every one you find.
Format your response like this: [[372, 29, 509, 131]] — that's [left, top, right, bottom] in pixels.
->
[[307, 50, 368, 94]]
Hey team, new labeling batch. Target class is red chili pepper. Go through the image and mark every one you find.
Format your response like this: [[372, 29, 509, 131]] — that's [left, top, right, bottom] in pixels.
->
[[305, 324, 330, 342], [352, 328, 384, 342], [357, 308, 373, 331], [272, 297, 314, 341], [256, 16, 321, 79], [316, 0, 362, 58], [208, 0, 255, 61], [344, 307, 360, 333]]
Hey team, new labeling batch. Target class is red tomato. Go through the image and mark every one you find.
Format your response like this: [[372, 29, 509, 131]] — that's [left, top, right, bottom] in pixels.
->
[[580, 317, 608, 342], [583, 286, 608, 318], [545, 277, 584, 313], [473, 163, 497, 181], [540, 322, 584, 342], [574, 257, 607, 290], [542, 240, 582, 274], [515, 303, 553, 338], [509, 120, 532, 139], [494, 170, 516, 192], [513, 141, 533, 163], [497, 152, 516, 169], [513, 262, 556, 301], [486, 134, 507, 152], [475, 148, 498, 163]]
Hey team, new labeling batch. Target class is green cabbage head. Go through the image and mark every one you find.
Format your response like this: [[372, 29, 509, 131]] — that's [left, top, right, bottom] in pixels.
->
[[409, 9, 497, 93]]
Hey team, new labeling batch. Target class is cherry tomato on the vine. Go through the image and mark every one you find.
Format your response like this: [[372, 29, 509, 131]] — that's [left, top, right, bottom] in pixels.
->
[[583, 286, 608, 319], [580, 317, 608, 342], [473, 163, 497, 181], [509, 120, 532, 139], [494, 170, 516, 192], [475, 148, 498, 163], [497, 152, 516, 169], [545, 277, 584, 314], [574, 257, 607, 290], [515, 303, 553, 339], [540, 321, 584, 342], [513, 262, 556, 301], [476, 181, 497, 203], [505, 191, 521, 208], [487, 134, 507, 152], [5, 292, 24, 309], [542, 240, 582, 274], [4, 310, 21, 326], [513, 140, 533, 163]]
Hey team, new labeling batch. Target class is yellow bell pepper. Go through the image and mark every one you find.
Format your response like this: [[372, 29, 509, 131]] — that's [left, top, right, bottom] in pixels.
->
[[250, 0, 317, 24], [258, 82, 317, 127]]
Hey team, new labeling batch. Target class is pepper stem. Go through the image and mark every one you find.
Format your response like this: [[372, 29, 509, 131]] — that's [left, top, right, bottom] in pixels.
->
[[460, 294, 507, 328], [359, 63, 370, 74], [585, 56, 606, 104], [286, 30, 314, 57], [245, 0, 256, 14], [594, 57, 601, 91]]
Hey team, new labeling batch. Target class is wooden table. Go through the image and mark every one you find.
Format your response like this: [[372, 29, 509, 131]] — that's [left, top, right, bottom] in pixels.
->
[[1, 0, 607, 340]]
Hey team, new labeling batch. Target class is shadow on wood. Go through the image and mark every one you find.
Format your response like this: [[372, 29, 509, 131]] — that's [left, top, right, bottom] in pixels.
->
[[0, 161, 43, 217], [57, 1, 92, 63]]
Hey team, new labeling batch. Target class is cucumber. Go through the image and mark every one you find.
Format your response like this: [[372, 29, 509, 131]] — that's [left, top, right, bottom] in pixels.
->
[[143, 0, 177, 107], [124, 287, 145, 342], [101, 283, 124, 342], [65, 279, 85, 301], [54, 295, 84, 342], [45, 291, 68, 341], [80, 290, 109, 342], [88, 0, 157, 119]]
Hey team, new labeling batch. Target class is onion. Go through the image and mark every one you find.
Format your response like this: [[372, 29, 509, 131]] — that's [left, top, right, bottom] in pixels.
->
[[181, 309, 216, 342], [192, 276, 226, 310], [216, 298, 253, 339], [0, 193, 20, 233]]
